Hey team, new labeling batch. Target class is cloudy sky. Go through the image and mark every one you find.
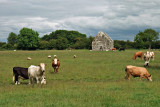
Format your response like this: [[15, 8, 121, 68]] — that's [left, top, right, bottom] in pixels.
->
[[0, 0, 160, 42]]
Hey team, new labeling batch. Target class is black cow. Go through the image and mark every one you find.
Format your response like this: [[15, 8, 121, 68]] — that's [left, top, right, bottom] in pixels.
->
[[13, 67, 29, 85], [119, 48, 125, 51]]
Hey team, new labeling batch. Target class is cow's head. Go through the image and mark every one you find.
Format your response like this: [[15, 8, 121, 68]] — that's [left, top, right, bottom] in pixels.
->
[[39, 63, 45, 73], [144, 54, 150, 66], [147, 75, 152, 81]]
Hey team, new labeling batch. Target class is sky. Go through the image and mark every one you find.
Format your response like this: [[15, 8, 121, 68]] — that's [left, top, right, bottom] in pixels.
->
[[0, 0, 160, 42]]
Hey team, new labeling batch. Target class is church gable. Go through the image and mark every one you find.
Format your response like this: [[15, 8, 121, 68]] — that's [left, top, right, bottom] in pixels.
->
[[92, 31, 114, 51]]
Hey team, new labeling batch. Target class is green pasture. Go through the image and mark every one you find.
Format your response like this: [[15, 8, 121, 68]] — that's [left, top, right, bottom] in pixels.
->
[[0, 50, 160, 107]]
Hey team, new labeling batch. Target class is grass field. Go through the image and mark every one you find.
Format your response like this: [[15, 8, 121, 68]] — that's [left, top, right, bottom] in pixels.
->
[[0, 49, 160, 107]]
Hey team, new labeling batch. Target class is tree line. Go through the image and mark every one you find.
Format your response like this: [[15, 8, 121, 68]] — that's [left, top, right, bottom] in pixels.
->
[[0, 27, 159, 50]]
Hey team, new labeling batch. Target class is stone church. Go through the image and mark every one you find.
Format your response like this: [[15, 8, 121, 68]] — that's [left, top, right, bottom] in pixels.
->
[[92, 31, 114, 51]]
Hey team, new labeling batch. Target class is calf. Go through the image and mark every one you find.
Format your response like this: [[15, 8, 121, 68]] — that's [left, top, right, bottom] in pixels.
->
[[28, 63, 46, 84], [41, 75, 46, 84], [13, 67, 29, 85], [125, 65, 152, 81]]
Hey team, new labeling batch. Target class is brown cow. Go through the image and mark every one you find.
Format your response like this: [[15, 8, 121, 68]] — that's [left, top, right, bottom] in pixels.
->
[[112, 48, 116, 51], [52, 55, 60, 73], [133, 51, 143, 60], [125, 65, 152, 81]]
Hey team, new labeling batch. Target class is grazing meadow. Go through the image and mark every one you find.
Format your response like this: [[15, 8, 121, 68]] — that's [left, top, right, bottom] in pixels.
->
[[0, 50, 160, 107]]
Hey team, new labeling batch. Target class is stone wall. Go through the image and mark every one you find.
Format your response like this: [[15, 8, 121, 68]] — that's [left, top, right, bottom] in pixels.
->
[[92, 31, 114, 51]]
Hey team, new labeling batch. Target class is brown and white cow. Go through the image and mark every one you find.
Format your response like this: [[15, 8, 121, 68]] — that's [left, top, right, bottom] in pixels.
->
[[144, 51, 155, 66], [133, 51, 143, 60], [125, 65, 152, 81], [52, 55, 60, 73]]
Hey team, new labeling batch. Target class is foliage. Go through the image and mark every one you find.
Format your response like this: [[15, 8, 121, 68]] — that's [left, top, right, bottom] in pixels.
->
[[48, 39, 56, 50], [17, 28, 40, 50], [41, 30, 87, 49], [7, 32, 17, 45], [0, 42, 6, 47], [134, 29, 159, 49], [56, 37, 68, 50], [1, 43, 14, 50], [86, 36, 95, 49], [3, 28, 160, 50], [114, 40, 135, 49], [39, 41, 49, 50]]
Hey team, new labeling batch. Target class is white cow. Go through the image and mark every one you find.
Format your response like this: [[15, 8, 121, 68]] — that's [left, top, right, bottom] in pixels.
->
[[28, 63, 46, 84]]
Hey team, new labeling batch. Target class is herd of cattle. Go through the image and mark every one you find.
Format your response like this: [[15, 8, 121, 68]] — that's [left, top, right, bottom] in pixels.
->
[[13, 55, 60, 85], [12, 50, 155, 85], [125, 51, 154, 81]]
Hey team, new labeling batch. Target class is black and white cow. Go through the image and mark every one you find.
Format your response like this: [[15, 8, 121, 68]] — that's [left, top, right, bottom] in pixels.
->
[[13, 67, 29, 85]]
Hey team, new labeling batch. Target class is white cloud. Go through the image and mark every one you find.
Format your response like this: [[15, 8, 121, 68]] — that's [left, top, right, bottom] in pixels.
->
[[0, 0, 160, 42]]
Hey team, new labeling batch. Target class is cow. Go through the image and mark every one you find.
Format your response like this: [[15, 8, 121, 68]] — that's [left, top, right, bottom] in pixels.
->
[[52, 55, 60, 73], [133, 51, 143, 60], [28, 63, 46, 84], [144, 51, 155, 66], [119, 48, 125, 51], [112, 48, 116, 51], [13, 67, 29, 85], [125, 65, 152, 81]]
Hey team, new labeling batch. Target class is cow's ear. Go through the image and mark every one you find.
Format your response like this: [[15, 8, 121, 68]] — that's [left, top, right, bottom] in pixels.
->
[[149, 75, 152, 77]]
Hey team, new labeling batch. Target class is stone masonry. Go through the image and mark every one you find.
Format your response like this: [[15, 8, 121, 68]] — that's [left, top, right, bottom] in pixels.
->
[[92, 31, 114, 51]]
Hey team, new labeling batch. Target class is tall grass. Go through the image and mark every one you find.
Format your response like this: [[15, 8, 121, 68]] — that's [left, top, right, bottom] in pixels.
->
[[0, 49, 160, 107]]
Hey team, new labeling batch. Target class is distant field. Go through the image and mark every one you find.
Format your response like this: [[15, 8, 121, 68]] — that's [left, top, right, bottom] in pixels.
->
[[0, 49, 160, 107]]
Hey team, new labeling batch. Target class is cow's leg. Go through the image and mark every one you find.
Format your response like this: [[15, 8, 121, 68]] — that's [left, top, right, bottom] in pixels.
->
[[54, 68, 55, 73], [29, 77, 32, 84], [18, 76, 21, 84], [36, 77, 40, 84], [56, 68, 58, 73], [128, 74, 131, 80], [15, 75, 19, 85], [125, 72, 128, 79], [139, 75, 143, 81]]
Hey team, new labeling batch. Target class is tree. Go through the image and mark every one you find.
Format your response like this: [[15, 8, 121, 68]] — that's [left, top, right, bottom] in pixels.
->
[[17, 28, 40, 50], [7, 32, 17, 45], [56, 37, 68, 50], [48, 39, 56, 50], [39, 41, 49, 50], [134, 29, 159, 49]]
